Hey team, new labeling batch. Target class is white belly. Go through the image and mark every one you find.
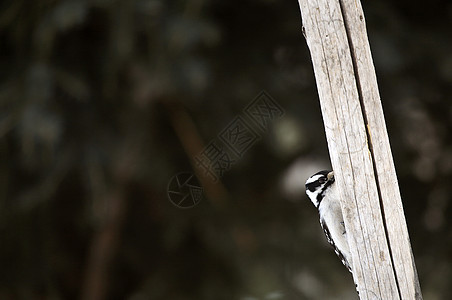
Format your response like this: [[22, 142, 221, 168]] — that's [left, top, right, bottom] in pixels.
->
[[318, 186, 351, 267]]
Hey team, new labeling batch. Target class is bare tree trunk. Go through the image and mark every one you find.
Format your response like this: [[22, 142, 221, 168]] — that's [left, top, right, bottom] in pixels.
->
[[297, 0, 422, 299]]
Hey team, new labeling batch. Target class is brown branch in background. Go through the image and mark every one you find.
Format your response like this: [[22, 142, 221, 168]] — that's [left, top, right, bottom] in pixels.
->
[[80, 190, 126, 300], [165, 102, 228, 208]]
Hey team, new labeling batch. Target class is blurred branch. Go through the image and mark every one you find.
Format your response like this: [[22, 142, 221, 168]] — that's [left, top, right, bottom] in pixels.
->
[[165, 102, 228, 208], [80, 189, 126, 300]]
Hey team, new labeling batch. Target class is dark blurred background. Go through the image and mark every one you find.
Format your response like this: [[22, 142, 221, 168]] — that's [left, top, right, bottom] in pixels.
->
[[1, 0, 451, 299]]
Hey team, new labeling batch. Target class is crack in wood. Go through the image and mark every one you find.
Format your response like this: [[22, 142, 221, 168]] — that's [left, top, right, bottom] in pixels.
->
[[337, 0, 402, 299]]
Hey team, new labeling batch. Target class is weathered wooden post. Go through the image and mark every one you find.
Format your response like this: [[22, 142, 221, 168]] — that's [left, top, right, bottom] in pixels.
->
[[297, 0, 422, 299]]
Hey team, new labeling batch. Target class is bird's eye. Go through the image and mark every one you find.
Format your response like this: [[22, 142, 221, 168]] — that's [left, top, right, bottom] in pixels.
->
[[319, 177, 326, 184]]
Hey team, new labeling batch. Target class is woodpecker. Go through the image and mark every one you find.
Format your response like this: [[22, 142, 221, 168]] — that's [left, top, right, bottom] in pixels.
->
[[305, 170, 352, 272]]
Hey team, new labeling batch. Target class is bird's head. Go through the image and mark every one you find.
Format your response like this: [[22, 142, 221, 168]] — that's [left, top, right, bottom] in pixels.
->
[[305, 170, 335, 207]]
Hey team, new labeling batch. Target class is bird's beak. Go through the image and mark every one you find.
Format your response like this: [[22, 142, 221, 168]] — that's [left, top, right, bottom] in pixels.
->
[[327, 171, 334, 182]]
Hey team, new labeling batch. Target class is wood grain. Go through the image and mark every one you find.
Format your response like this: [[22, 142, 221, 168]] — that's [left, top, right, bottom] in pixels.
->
[[297, 0, 422, 298]]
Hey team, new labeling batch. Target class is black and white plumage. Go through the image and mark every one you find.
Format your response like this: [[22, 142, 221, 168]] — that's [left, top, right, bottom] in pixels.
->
[[305, 170, 352, 273]]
